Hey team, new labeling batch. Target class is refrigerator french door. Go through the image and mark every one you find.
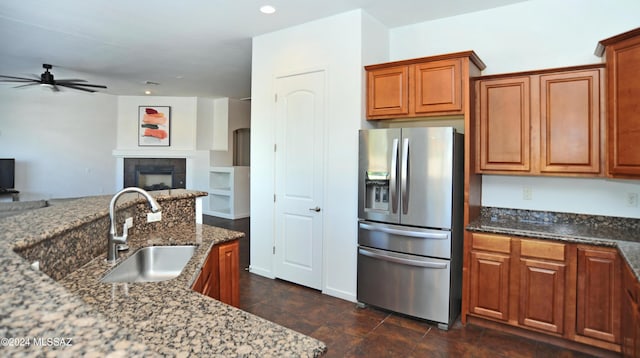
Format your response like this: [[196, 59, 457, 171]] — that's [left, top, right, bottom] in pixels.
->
[[357, 127, 463, 330]]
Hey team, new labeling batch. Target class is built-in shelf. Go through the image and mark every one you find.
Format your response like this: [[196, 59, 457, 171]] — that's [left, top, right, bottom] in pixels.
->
[[204, 166, 249, 219]]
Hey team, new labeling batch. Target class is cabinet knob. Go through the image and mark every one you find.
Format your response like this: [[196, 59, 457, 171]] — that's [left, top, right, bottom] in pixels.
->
[[309, 207, 321, 212]]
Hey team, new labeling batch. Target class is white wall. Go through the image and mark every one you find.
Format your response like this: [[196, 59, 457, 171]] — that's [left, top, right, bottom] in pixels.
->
[[390, 0, 640, 218], [0, 88, 117, 200], [196, 97, 215, 151], [211, 98, 251, 166], [390, 0, 640, 74], [251, 10, 382, 301], [116, 96, 198, 151]]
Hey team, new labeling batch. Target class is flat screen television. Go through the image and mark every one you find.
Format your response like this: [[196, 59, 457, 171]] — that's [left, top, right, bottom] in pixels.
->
[[0, 158, 15, 191]]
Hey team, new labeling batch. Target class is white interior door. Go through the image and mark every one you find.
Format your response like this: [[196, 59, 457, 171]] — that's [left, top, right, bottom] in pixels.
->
[[274, 70, 324, 290]]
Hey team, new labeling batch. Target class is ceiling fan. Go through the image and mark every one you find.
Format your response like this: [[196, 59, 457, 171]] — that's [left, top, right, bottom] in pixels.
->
[[0, 64, 107, 93]]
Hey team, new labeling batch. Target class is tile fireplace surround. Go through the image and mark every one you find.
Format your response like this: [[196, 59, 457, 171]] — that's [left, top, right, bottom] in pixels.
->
[[123, 158, 186, 190]]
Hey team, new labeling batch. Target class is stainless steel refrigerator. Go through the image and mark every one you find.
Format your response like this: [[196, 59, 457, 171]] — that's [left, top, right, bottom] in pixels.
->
[[357, 126, 464, 330]]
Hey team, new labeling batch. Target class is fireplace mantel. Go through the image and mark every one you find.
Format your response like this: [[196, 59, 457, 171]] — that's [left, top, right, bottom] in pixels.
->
[[112, 149, 198, 158]]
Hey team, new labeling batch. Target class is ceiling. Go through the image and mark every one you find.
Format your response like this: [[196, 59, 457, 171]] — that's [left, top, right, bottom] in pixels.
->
[[0, 0, 529, 98]]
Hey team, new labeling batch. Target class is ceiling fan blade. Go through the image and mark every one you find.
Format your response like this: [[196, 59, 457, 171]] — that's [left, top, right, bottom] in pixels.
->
[[63, 83, 107, 89], [59, 83, 97, 93], [12, 83, 40, 89], [55, 79, 88, 83], [0, 74, 38, 81], [0, 79, 38, 83]]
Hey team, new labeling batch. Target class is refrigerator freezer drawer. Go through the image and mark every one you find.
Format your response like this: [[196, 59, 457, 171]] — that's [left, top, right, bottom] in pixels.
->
[[357, 247, 451, 325], [358, 220, 451, 259]]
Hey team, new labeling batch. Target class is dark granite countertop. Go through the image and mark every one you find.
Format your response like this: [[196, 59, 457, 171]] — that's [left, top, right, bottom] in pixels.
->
[[466, 207, 640, 280], [0, 190, 326, 357]]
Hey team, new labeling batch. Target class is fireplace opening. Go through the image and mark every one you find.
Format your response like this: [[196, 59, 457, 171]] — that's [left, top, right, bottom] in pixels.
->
[[123, 158, 186, 190], [136, 166, 174, 191]]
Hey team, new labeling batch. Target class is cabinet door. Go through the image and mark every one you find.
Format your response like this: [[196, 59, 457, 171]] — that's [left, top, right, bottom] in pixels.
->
[[606, 34, 640, 176], [477, 77, 531, 172], [367, 66, 410, 118], [414, 59, 462, 114], [218, 240, 240, 307], [201, 247, 219, 299], [539, 70, 601, 174], [622, 285, 637, 357], [576, 247, 621, 344], [469, 250, 511, 321], [519, 258, 566, 334], [622, 262, 639, 357]]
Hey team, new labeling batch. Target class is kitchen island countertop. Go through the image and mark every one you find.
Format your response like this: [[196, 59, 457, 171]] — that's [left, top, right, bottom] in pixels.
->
[[0, 190, 326, 357]]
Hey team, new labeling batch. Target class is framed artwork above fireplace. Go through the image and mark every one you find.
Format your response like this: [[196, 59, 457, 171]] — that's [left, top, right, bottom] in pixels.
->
[[138, 106, 171, 147]]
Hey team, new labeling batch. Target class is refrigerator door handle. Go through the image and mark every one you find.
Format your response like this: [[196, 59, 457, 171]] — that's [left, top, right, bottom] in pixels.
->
[[401, 137, 410, 215], [390, 138, 399, 214], [359, 222, 449, 240], [359, 247, 448, 269]]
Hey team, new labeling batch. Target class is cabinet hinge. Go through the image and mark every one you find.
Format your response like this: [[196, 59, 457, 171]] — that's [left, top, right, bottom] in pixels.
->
[[273, 246, 276, 255], [273, 194, 276, 203], [274, 143, 277, 152], [275, 93, 278, 102]]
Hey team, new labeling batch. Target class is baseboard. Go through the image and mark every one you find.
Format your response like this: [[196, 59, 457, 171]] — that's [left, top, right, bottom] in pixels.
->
[[466, 316, 620, 358], [322, 286, 357, 303], [248, 265, 274, 279]]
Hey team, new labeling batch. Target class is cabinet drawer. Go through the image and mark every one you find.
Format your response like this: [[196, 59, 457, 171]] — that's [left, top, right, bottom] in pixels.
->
[[471, 233, 511, 254], [520, 239, 565, 261]]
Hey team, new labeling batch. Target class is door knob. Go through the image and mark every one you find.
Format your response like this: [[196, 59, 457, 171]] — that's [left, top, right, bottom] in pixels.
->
[[309, 206, 321, 212]]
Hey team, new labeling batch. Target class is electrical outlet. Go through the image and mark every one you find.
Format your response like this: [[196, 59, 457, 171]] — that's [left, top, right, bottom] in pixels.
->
[[147, 211, 162, 223], [125, 217, 133, 229], [522, 186, 533, 200], [626, 193, 638, 207]]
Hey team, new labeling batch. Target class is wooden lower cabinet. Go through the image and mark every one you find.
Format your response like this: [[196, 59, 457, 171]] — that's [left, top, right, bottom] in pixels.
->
[[192, 240, 240, 307], [519, 258, 566, 334], [468, 233, 512, 321], [217, 241, 240, 307], [469, 250, 511, 321], [622, 261, 640, 357], [576, 246, 620, 346], [465, 232, 622, 353]]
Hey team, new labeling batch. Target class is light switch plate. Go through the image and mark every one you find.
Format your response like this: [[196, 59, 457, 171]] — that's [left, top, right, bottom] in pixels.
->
[[125, 217, 133, 228]]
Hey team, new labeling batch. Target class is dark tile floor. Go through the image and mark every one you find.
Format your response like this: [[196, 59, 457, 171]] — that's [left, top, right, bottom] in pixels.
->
[[203, 216, 599, 358]]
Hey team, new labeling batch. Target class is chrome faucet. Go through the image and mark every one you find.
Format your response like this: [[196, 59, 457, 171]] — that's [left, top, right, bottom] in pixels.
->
[[107, 187, 161, 263]]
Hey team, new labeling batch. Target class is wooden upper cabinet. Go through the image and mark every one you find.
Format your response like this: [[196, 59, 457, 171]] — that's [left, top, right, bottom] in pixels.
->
[[596, 27, 640, 177], [366, 65, 410, 118], [365, 51, 485, 120], [539, 70, 602, 174], [475, 65, 604, 176], [414, 59, 462, 114], [477, 76, 531, 172]]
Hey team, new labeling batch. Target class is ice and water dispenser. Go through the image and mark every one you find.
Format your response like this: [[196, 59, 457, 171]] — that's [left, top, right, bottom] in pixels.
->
[[364, 171, 390, 212]]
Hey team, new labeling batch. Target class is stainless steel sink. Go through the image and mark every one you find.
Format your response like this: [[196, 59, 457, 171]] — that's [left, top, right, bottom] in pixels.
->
[[101, 245, 197, 283]]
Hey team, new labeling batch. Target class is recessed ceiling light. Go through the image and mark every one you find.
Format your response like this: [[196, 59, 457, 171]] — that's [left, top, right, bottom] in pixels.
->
[[260, 5, 276, 14], [144, 90, 151, 95]]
